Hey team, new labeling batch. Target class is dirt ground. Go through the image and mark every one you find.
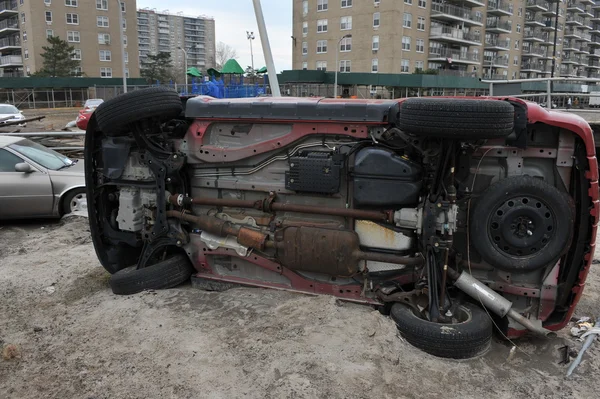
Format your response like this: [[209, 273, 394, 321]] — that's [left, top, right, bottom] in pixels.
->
[[0, 217, 599, 399]]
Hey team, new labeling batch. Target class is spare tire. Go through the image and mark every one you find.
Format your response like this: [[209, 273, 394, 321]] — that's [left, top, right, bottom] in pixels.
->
[[109, 253, 194, 295], [470, 176, 575, 272], [398, 98, 514, 138], [95, 86, 183, 136], [391, 302, 492, 359]]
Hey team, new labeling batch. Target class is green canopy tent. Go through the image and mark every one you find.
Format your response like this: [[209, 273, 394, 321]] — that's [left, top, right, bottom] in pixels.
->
[[206, 68, 221, 78], [256, 66, 268, 74], [186, 67, 202, 77], [220, 59, 245, 74]]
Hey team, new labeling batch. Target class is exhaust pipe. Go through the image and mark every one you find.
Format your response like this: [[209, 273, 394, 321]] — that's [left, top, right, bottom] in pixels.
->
[[449, 269, 556, 338]]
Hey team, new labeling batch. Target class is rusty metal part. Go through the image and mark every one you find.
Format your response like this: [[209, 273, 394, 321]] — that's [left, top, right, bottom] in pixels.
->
[[168, 193, 393, 223], [166, 210, 268, 250], [273, 226, 423, 277], [238, 227, 268, 249]]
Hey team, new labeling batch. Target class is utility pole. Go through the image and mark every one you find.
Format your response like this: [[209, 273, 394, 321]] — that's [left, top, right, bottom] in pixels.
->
[[247, 31, 255, 73], [178, 47, 188, 92], [550, 0, 560, 78], [334, 34, 352, 98], [251, 0, 281, 96], [117, 0, 127, 93]]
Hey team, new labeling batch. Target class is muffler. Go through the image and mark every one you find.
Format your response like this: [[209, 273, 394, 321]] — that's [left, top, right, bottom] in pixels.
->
[[449, 269, 556, 338]]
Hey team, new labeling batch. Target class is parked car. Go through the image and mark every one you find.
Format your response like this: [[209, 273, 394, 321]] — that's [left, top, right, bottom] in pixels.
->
[[0, 104, 27, 126], [85, 87, 598, 359], [75, 99, 104, 130], [0, 136, 86, 220]]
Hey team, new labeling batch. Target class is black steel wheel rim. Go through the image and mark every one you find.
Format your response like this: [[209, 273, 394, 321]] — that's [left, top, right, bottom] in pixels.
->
[[488, 196, 556, 257]]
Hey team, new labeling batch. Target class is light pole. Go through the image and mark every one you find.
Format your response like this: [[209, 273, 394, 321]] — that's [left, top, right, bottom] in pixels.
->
[[247, 31, 255, 73], [178, 46, 188, 92], [116, 0, 127, 93], [334, 33, 352, 98]]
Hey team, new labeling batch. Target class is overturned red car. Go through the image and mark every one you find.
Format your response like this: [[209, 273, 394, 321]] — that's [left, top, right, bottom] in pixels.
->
[[85, 87, 598, 359]]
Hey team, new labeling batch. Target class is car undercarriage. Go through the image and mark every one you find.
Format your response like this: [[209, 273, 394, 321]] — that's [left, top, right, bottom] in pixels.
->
[[85, 88, 599, 358]]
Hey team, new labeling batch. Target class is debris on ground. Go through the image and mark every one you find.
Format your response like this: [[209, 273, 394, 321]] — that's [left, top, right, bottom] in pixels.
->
[[571, 317, 596, 338], [567, 319, 600, 377], [2, 344, 21, 360]]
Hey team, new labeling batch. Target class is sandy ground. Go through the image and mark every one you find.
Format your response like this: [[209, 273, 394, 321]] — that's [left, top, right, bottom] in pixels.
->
[[0, 216, 599, 399]]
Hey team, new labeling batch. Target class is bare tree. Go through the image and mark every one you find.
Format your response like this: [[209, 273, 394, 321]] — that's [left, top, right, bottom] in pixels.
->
[[216, 42, 238, 69]]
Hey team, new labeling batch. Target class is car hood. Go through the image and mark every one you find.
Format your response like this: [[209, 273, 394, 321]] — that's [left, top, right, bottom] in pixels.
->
[[47, 159, 85, 178], [0, 113, 23, 120]]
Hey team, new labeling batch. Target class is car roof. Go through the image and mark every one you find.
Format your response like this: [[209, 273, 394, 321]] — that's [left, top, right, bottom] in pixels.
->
[[0, 135, 24, 148]]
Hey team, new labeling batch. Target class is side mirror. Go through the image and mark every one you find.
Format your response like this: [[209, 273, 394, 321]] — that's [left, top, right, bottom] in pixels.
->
[[15, 162, 33, 173]]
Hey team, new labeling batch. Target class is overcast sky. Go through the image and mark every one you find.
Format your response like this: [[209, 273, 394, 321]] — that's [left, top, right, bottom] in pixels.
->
[[138, 0, 294, 72]]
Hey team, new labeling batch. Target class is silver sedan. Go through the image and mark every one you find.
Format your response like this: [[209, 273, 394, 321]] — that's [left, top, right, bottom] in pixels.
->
[[0, 135, 86, 220]]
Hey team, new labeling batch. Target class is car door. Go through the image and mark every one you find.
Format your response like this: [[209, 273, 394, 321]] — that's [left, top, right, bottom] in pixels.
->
[[0, 148, 54, 219]]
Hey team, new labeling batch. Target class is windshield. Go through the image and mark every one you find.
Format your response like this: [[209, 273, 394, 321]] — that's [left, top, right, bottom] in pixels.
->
[[0, 104, 19, 114], [9, 139, 73, 170], [85, 99, 103, 108]]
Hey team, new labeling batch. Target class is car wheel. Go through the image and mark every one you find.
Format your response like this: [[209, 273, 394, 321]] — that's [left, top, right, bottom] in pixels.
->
[[470, 176, 575, 272], [94, 86, 183, 136], [390, 302, 493, 359], [109, 253, 194, 295], [62, 188, 87, 215], [398, 98, 515, 139]]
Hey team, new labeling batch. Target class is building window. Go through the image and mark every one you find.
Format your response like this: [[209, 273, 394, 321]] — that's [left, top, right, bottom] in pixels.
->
[[405, 0, 412, 3], [402, 36, 411, 51], [513, 55, 518, 66], [97, 16, 109, 27], [120, 1, 125, 12], [518, 7, 522, 17], [43, 0, 50, 4], [317, 0, 328, 12], [371, 58, 378, 73], [317, 40, 327, 53], [122, 19, 126, 29], [416, 38, 424, 53], [340, 37, 352, 51], [71, 49, 81, 60], [45, 11, 52, 22], [124, 52, 128, 63], [99, 50, 111, 61], [24, 49, 28, 59], [299, 62, 307, 70], [401, 59, 410, 73], [98, 33, 110, 44], [72, 66, 82, 76], [46, 29, 53, 38], [317, 19, 328, 33], [66, 13, 79, 24], [418, 0, 426, 8], [340, 16, 352, 30], [341, 0, 352, 7], [417, 17, 425, 31], [96, 0, 108, 10], [316, 61, 327, 70], [100, 67, 112, 78], [514, 39, 519, 50], [302, 0, 308, 15], [415, 60, 424, 70], [302, 41, 308, 55], [22, 31, 26, 41], [516, 24, 521, 33], [123, 35, 127, 46], [339, 60, 351, 72], [403, 13, 411, 28], [65, 0, 77, 6], [302, 21, 308, 36], [372, 35, 379, 50], [374, 0, 380, 4], [21, 12, 25, 23], [67, 31, 80, 42], [373, 12, 380, 27]]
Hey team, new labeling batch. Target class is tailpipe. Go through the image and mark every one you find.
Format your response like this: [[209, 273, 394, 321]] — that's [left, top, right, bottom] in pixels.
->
[[448, 269, 556, 338]]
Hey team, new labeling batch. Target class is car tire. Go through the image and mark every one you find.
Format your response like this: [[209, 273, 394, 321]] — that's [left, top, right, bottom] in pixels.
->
[[95, 87, 183, 136], [62, 188, 86, 215], [398, 98, 515, 139], [390, 302, 493, 359], [109, 253, 194, 295], [470, 176, 575, 272]]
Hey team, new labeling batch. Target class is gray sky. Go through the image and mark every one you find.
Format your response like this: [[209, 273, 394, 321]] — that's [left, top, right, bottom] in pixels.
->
[[138, 0, 294, 72]]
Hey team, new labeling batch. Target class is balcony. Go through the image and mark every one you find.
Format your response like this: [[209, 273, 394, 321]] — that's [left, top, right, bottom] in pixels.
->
[[0, 17, 17, 37], [429, 26, 481, 45], [542, 3, 558, 15], [594, 0, 600, 8], [578, 32, 593, 40], [0, 54, 20, 67], [563, 53, 583, 63], [488, 1, 513, 16], [0, 0, 17, 16], [565, 27, 583, 38], [526, 15, 546, 26], [486, 19, 512, 33], [540, 32, 558, 45], [567, 15, 585, 26], [524, 28, 545, 41], [430, 3, 483, 27], [577, 44, 591, 53], [590, 48, 600, 56], [452, 0, 485, 6], [0, 34, 18, 51], [485, 56, 509, 67], [526, 0, 549, 11], [542, 19, 563, 30], [428, 48, 481, 64], [567, 1, 586, 12], [521, 62, 543, 72], [522, 45, 546, 56], [564, 40, 579, 50], [484, 37, 511, 50], [581, 0, 595, 4]]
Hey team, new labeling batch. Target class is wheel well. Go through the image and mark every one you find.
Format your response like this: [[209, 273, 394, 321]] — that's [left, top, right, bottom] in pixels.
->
[[58, 187, 86, 216]]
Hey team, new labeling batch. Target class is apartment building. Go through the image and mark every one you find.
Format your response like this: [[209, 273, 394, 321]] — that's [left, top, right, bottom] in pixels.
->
[[0, 0, 139, 78], [136, 9, 216, 72], [293, 0, 600, 80]]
